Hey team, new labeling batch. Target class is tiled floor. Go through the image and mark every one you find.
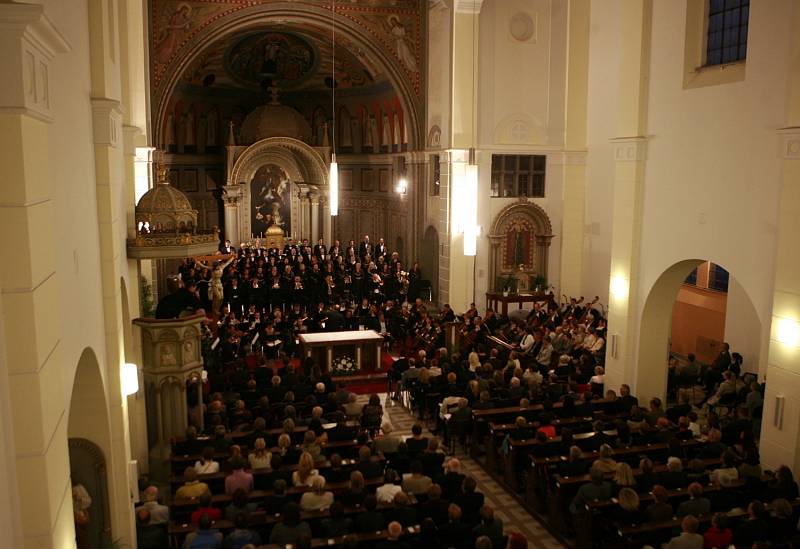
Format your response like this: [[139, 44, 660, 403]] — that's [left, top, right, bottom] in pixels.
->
[[371, 393, 566, 548]]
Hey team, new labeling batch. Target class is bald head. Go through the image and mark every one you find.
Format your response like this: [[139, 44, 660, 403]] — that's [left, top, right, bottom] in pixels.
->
[[387, 521, 402, 539], [144, 485, 159, 502]]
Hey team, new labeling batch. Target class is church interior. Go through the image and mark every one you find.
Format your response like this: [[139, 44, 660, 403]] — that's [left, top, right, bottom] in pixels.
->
[[1, 0, 799, 547]]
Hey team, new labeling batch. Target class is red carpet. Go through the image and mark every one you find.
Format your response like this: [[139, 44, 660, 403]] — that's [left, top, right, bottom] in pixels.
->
[[343, 380, 388, 395], [265, 355, 396, 395]]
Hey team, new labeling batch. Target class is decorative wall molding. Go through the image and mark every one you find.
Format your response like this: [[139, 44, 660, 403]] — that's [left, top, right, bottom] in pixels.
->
[[454, 0, 484, 14], [610, 136, 648, 162], [91, 98, 124, 147], [0, 3, 70, 123], [777, 127, 800, 160], [487, 200, 554, 289], [547, 150, 587, 167]]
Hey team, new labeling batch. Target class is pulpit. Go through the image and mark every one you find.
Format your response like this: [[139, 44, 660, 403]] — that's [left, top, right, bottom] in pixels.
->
[[133, 313, 205, 477]]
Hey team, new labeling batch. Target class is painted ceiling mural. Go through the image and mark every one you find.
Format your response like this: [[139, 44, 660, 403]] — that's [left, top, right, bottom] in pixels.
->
[[149, 0, 425, 97], [181, 28, 385, 93]]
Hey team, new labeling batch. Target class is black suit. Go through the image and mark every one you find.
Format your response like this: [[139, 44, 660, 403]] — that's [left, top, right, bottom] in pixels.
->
[[359, 241, 373, 259]]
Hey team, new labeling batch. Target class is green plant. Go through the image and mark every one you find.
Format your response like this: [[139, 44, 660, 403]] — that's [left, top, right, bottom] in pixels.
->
[[532, 274, 548, 290], [140, 275, 155, 317], [497, 274, 517, 293]]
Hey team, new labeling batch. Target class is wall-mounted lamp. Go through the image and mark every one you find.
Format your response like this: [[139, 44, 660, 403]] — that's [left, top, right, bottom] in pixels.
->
[[122, 362, 139, 396], [395, 176, 408, 194], [776, 317, 800, 347], [610, 275, 629, 299]]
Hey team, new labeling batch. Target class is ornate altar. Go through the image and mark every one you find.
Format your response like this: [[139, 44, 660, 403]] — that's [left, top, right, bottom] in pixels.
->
[[488, 200, 554, 292], [222, 91, 332, 245]]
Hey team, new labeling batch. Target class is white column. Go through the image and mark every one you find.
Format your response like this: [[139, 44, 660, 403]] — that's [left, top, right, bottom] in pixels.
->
[[0, 5, 72, 548], [299, 194, 310, 241], [601, 0, 652, 399], [559, 0, 590, 298], [310, 193, 320, 242], [223, 186, 242, 242], [761, 126, 800, 472], [322, 197, 332, 246]]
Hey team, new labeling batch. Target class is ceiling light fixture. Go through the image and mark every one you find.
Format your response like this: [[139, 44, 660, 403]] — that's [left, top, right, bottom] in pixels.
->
[[329, 0, 339, 216]]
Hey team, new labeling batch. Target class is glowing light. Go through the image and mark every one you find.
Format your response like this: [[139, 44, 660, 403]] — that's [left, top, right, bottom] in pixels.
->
[[329, 155, 338, 216], [463, 163, 479, 256], [776, 318, 800, 347], [396, 177, 408, 194], [610, 275, 629, 299], [122, 362, 139, 396]]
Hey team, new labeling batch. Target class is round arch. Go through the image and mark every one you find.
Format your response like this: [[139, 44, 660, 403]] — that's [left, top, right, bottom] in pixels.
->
[[635, 259, 762, 402], [153, 4, 422, 152], [230, 136, 328, 186], [230, 136, 330, 241], [68, 348, 111, 458], [67, 348, 114, 549], [487, 200, 554, 290]]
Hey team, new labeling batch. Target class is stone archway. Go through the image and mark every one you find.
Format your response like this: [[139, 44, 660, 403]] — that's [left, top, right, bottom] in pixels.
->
[[69, 438, 112, 549], [225, 137, 330, 243], [68, 348, 113, 549], [487, 200, 554, 291], [634, 259, 761, 402], [152, 3, 423, 152]]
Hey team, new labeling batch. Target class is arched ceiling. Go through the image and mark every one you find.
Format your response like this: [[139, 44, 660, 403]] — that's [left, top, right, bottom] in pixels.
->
[[148, 0, 426, 148], [181, 26, 390, 95]]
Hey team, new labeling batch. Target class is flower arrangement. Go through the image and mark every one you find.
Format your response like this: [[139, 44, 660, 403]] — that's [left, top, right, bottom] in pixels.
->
[[332, 355, 358, 376]]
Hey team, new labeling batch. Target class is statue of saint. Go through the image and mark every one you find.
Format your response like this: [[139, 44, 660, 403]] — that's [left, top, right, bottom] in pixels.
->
[[514, 264, 529, 292]]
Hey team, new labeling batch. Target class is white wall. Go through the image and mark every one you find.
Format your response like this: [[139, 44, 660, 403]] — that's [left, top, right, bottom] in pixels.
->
[[43, 0, 110, 401], [725, 275, 763, 376], [472, 0, 569, 308], [585, 0, 793, 379], [583, 0, 620, 304]]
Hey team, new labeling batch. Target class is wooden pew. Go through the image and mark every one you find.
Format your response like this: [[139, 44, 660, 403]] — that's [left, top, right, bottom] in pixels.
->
[[169, 477, 384, 521], [524, 439, 704, 524], [170, 452, 377, 494], [471, 398, 616, 457]]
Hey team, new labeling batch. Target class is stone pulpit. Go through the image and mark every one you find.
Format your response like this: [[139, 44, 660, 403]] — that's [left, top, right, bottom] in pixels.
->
[[133, 313, 205, 476]]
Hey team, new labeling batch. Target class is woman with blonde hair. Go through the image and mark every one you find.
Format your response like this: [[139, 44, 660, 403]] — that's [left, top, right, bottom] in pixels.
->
[[248, 437, 272, 469], [277, 432, 299, 463], [613, 462, 636, 493], [612, 487, 642, 524], [299, 475, 334, 511], [292, 451, 319, 487], [468, 351, 480, 372]]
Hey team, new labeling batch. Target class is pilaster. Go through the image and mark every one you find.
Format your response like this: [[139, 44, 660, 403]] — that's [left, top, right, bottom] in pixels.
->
[[762, 126, 800, 472], [601, 0, 652, 400], [222, 185, 242, 243], [445, 149, 476, 312], [0, 4, 71, 548], [605, 136, 648, 397]]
